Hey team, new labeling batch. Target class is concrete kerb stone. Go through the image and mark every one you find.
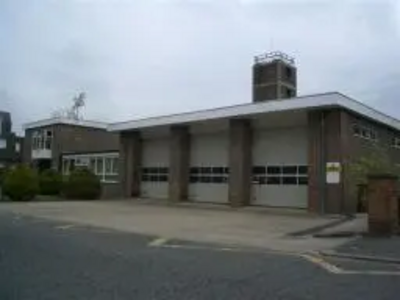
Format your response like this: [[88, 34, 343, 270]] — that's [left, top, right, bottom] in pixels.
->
[[318, 249, 400, 265], [288, 215, 354, 237]]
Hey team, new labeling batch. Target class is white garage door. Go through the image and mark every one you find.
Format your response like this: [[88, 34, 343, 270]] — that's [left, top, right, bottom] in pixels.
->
[[140, 138, 170, 199], [252, 127, 308, 208], [189, 133, 229, 203]]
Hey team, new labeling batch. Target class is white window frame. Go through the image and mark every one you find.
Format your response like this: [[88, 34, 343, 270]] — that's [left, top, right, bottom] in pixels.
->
[[353, 123, 377, 142], [15, 142, 20, 153], [392, 137, 400, 149], [62, 152, 119, 183], [0, 138, 6, 149], [31, 129, 53, 151]]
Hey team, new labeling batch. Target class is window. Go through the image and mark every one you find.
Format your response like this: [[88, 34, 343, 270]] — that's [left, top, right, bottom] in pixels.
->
[[298, 177, 308, 185], [95, 158, 103, 175], [353, 123, 377, 141], [15, 142, 20, 153], [282, 177, 297, 185], [253, 166, 266, 175], [189, 166, 229, 184], [298, 166, 308, 175], [31, 129, 53, 151], [141, 166, 169, 182], [62, 153, 119, 183], [282, 166, 297, 174], [392, 137, 400, 149], [0, 139, 6, 149], [285, 66, 293, 79], [253, 164, 308, 186], [267, 176, 281, 185], [267, 166, 281, 175]]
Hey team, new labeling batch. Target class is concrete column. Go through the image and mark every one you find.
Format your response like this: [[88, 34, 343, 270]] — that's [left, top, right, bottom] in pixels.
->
[[307, 109, 353, 214], [228, 119, 252, 207], [367, 174, 399, 235], [169, 125, 190, 202], [119, 131, 141, 198]]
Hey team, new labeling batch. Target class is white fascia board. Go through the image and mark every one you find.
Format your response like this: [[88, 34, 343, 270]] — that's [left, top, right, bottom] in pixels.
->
[[108, 92, 341, 132], [23, 117, 109, 131], [336, 93, 400, 130], [108, 92, 400, 132]]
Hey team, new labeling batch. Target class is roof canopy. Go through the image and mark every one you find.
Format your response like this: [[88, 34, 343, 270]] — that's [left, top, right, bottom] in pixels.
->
[[108, 92, 400, 132]]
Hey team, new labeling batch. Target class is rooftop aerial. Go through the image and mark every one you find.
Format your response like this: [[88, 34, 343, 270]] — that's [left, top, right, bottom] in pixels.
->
[[254, 51, 295, 66]]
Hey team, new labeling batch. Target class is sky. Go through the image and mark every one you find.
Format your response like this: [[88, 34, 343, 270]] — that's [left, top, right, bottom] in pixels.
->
[[1, 0, 400, 134]]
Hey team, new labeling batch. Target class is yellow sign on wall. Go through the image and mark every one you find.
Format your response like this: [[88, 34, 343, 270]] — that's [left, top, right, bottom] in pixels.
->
[[326, 162, 341, 184]]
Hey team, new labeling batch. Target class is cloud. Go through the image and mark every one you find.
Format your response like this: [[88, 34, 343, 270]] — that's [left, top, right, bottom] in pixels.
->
[[0, 0, 399, 133]]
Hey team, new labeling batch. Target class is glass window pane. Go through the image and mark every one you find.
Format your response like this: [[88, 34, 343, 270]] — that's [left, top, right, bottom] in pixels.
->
[[159, 167, 168, 174], [267, 166, 281, 175], [298, 177, 308, 185], [90, 158, 96, 173], [70, 159, 75, 171], [105, 157, 112, 174], [353, 124, 360, 135], [267, 176, 281, 185], [282, 177, 297, 185], [258, 176, 267, 184], [253, 166, 266, 175], [96, 158, 103, 175], [200, 167, 212, 174], [190, 167, 199, 174], [282, 166, 297, 175], [212, 176, 223, 183], [45, 138, 52, 150], [298, 166, 308, 175], [63, 159, 69, 174], [112, 158, 118, 174], [212, 167, 224, 174]]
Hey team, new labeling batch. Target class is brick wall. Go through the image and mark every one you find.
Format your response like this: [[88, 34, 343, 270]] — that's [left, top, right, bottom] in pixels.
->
[[308, 108, 400, 215], [24, 124, 119, 170]]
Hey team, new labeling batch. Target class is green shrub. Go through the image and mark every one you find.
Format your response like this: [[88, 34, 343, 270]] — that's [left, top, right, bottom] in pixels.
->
[[0, 167, 9, 186], [63, 167, 101, 200], [3, 165, 39, 201], [39, 169, 63, 195]]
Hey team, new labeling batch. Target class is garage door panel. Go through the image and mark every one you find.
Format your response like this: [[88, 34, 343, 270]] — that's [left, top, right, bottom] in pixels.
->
[[252, 127, 308, 208], [141, 138, 169, 199], [189, 133, 229, 203], [253, 127, 308, 163], [252, 185, 308, 208]]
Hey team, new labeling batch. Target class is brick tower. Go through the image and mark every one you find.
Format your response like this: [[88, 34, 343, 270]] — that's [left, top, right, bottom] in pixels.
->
[[252, 51, 297, 103]]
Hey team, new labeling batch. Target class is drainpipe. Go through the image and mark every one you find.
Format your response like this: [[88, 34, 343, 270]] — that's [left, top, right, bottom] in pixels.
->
[[319, 110, 326, 214]]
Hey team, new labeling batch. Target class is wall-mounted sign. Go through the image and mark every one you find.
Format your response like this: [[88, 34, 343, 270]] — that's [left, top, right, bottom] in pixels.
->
[[326, 162, 341, 184]]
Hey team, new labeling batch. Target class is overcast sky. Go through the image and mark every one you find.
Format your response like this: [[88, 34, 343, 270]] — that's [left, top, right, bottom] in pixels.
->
[[1, 0, 399, 133]]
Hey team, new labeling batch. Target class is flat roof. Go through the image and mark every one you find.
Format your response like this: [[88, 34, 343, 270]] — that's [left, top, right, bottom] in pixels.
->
[[23, 117, 109, 131], [108, 92, 400, 132]]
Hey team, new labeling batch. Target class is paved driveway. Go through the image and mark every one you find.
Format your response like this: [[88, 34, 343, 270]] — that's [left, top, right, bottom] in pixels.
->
[[0, 199, 352, 252]]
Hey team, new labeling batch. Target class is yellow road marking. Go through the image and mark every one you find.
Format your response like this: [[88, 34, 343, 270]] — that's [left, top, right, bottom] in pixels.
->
[[55, 224, 76, 230], [301, 254, 343, 274], [148, 237, 169, 247]]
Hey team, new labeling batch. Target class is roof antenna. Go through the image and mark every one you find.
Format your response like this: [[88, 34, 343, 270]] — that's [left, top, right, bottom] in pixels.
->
[[67, 92, 86, 120]]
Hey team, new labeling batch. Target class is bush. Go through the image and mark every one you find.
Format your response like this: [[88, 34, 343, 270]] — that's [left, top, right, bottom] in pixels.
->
[[39, 169, 63, 195], [3, 165, 39, 201], [63, 168, 101, 200], [0, 167, 9, 186]]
